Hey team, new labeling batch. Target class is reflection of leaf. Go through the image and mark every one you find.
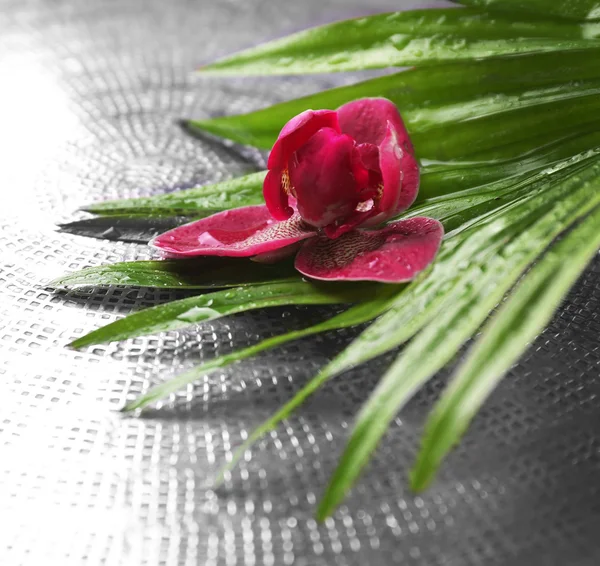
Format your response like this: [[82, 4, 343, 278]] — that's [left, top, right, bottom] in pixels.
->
[[70, 280, 379, 348], [198, 8, 600, 75], [58, 215, 190, 243], [411, 203, 600, 491]]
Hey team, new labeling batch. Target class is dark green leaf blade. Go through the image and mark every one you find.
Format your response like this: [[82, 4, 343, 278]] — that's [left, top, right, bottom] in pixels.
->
[[69, 280, 378, 349], [211, 150, 600, 494], [411, 203, 600, 491], [415, 91, 600, 162], [456, 0, 600, 21], [198, 9, 600, 76], [316, 156, 600, 519], [192, 51, 600, 205], [49, 258, 299, 290], [82, 171, 266, 216], [417, 126, 600, 201], [316, 150, 600, 384]]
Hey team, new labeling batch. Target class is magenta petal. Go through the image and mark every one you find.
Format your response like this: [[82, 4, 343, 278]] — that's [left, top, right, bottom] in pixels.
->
[[379, 122, 420, 217], [263, 169, 294, 221], [251, 241, 304, 264], [150, 205, 316, 257], [356, 142, 380, 172], [267, 109, 340, 170], [337, 98, 413, 151], [295, 217, 443, 282]]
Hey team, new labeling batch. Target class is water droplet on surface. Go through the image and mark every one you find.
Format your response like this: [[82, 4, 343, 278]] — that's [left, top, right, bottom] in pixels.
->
[[390, 33, 410, 50], [197, 232, 222, 246], [176, 306, 219, 323], [100, 227, 122, 239]]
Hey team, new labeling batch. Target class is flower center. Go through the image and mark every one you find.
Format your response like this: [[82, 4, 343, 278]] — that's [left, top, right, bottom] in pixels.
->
[[281, 168, 297, 198]]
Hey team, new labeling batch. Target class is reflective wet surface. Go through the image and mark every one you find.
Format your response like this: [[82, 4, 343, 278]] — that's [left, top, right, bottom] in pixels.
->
[[1, 1, 599, 564]]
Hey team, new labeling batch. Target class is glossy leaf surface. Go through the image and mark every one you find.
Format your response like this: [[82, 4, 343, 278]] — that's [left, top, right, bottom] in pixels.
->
[[50, 258, 299, 289], [70, 280, 376, 348], [411, 203, 600, 490], [199, 9, 600, 76], [123, 285, 401, 412], [456, 0, 600, 21], [83, 171, 266, 216], [316, 155, 600, 518]]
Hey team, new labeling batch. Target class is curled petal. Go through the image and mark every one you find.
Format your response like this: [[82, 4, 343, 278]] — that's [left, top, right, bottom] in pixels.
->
[[263, 169, 294, 221], [267, 109, 340, 170], [339, 98, 419, 223], [289, 128, 369, 228], [378, 121, 420, 217], [337, 97, 413, 151], [295, 217, 443, 282], [151, 205, 316, 257]]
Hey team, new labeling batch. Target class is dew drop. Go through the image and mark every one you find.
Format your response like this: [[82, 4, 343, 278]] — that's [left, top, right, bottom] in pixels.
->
[[197, 232, 222, 246], [177, 306, 219, 322], [100, 227, 122, 239]]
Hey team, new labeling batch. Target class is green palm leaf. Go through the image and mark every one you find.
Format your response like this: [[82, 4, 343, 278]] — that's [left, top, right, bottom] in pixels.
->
[[119, 149, 598, 411], [59, 0, 600, 517], [50, 258, 298, 289], [83, 171, 265, 217], [191, 50, 600, 151], [69, 280, 377, 349], [198, 8, 600, 76], [455, 0, 600, 20], [411, 203, 600, 491], [316, 156, 600, 518], [122, 285, 400, 411]]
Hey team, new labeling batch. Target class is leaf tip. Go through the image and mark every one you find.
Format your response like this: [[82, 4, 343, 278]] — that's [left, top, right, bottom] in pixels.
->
[[120, 401, 138, 414], [315, 500, 333, 523], [195, 60, 234, 77], [409, 461, 434, 493], [212, 469, 228, 490], [79, 204, 101, 213], [178, 117, 212, 139], [47, 277, 66, 290]]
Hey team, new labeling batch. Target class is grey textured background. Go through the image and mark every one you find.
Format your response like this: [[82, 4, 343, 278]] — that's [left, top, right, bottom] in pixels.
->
[[0, 1, 599, 565]]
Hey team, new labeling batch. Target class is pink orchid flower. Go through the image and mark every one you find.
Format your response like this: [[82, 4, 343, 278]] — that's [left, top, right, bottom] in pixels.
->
[[151, 98, 443, 282]]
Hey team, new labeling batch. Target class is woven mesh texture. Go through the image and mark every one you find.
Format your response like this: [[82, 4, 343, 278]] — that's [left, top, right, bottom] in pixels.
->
[[0, 1, 599, 564]]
